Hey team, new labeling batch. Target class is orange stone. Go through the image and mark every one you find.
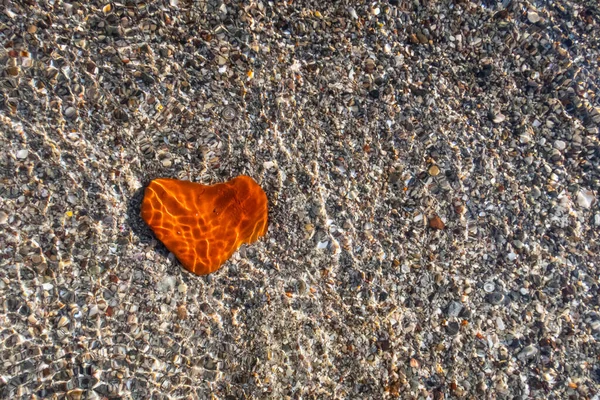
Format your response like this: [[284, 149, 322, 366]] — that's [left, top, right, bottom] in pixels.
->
[[141, 176, 268, 275], [428, 215, 445, 230]]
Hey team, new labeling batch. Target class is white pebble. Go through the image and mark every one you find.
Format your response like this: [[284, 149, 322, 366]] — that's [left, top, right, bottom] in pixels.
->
[[493, 113, 506, 124], [65, 106, 76, 119], [88, 305, 99, 317], [317, 241, 329, 249], [348, 7, 358, 19], [158, 275, 177, 292], [16, 149, 28, 159], [518, 345, 538, 361], [527, 11, 540, 23], [577, 189, 595, 209], [496, 317, 505, 331], [483, 282, 495, 293], [553, 140, 566, 151], [263, 161, 276, 170]]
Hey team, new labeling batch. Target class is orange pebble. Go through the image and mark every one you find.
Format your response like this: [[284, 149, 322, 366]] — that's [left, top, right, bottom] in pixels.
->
[[141, 176, 268, 275]]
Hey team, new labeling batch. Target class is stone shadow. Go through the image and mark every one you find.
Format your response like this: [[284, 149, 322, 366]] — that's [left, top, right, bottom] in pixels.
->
[[125, 183, 171, 261], [126, 185, 152, 241]]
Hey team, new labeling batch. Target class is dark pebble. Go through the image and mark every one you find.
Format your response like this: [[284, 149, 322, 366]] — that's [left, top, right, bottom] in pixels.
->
[[379, 291, 388, 302], [378, 339, 391, 351], [486, 292, 504, 305], [446, 321, 460, 335], [424, 374, 441, 389], [459, 307, 472, 319]]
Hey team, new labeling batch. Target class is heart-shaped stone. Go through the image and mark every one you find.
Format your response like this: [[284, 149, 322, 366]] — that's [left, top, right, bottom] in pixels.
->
[[141, 176, 268, 275]]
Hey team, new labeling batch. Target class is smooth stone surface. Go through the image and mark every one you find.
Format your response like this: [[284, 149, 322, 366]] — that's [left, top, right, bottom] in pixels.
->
[[141, 176, 268, 275]]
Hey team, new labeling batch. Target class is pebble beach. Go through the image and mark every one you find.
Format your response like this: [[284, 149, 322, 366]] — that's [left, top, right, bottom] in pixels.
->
[[1, 0, 599, 398]]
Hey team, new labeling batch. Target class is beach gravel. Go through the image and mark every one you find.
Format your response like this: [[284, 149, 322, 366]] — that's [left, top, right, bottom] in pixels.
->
[[1, 0, 599, 398]]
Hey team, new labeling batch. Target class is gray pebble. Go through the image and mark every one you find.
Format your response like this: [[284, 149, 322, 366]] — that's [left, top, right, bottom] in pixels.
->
[[447, 301, 463, 317], [486, 292, 505, 305]]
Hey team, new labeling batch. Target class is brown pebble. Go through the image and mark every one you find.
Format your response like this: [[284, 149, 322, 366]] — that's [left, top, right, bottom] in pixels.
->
[[6, 66, 19, 76], [410, 357, 420, 368], [364, 59, 376, 74], [177, 305, 187, 320], [428, 165, 440, 176], [429, 215, 445, 230], [454, 204, 465, 215]]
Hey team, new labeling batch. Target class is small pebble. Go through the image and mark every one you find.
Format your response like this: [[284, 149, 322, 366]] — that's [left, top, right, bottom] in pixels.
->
[[65, 107, 77, 119], [158, 276, 176, 292], [446, 321, 460, 335], [177, 305, 187, 320], [576, 190, 595, 209], [16, 149, 28, 159], [7, 66, 19, 76], [448, 301, 463, 317], [527, 11, 541, 23], [429, 215, 445, 230], [222, 106, 236, 121], [492, 113, 506, 124], [88, 305, 99, 317], [487, 292, 504, 305], [518, 345, 538, 361], [483, 282, 495, 293], [553, 140, 566, 151], [496, 317, 505, 331]]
